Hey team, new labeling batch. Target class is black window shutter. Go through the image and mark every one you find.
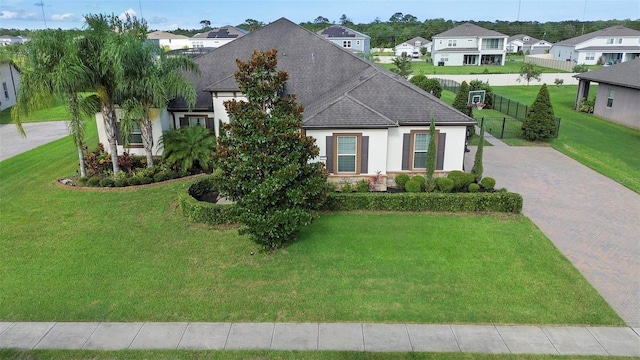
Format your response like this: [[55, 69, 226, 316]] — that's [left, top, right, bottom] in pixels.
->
[[436, 133, 446, 170], [325, 136, 333, 173], [179, 117, 187, 127], [206, 118, 215, 132], [360, 136, 369, 174], [401, 133, 410, 170]]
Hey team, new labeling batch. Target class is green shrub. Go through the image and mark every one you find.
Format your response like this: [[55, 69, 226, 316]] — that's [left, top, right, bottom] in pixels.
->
[[340, 182, 353, 193], [356, 179, 369, 192], [394, 173, 410, 188], [436, 177, 454, 192], [77, 177, 88, 186], [411, 175, 426, 190], [447, 171, 474, 191], [114, 177, 129, 187], [481, 177, 496, 190], [468, 183, 480, 193], [128, 177, 142, 186], [188, 176, 216, 198], [404, 179, 422, 193], [572, 64, 588, 73], [86, 176, 101, 187], [326, 181, 337, 193], [99, 178, 115, 187], [522, 84, 557, 141], [322, 192, 523, 213]]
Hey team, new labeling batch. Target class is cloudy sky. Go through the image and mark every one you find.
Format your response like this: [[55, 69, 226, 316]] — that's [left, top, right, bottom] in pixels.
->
[[1, 0, 638, 30]]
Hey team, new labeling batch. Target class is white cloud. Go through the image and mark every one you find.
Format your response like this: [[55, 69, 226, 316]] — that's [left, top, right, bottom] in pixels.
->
[[118, 8, 136, 20], [0, 9, 38, 20], [51, 13, 76, 21], [0, 11, 19, 19], [149, 16, 168, 24]]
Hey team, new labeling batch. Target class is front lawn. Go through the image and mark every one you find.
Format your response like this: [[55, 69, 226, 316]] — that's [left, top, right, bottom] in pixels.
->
[[381, 60, 563, 75], [493, 85, 640, 193], [0, 122, 621, 325], [0, 97, 70, 124]]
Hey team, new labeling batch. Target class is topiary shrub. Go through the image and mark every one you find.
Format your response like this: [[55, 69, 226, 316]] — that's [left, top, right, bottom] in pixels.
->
[[447, 171, 475, 191], [404, 179, 422, 193], [99, 178, 115, 187], [521, 84, 557, 141], [356, 179, 369, 193], [468, 183, 480, 193], [481, 177, 496, 190], [411, 175, 426, 191], [188, 176, 216, 198], [436, 177, 454, 193], [394, 173, 410, 189]]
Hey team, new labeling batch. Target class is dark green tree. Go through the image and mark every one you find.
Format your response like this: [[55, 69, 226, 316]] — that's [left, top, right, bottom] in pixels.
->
[[521, 84, 557, 141], [391, 53, 412, 79], [471, 125, 484, 182], [212, 49, 328, 250], [469, 79, 493, 109], [409, 75, 442, 98], [425, 113, 437, 192], [517, 63, 542, 85], [452, 81, 472, 117]]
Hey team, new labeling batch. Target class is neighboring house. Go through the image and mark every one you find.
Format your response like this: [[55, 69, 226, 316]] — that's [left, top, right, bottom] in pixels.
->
[[550, 25, 640, 65], [97, 18, 475, 189], [191, 26, 248, 49], [317, 25, 371, 54], [0, 63, 20, 112], [395, 36, 432, 57], [573, 58, 640, 129], [0, 35, 28, 47], [506, 34, 551, 55], [147, 31, 191, 51], [432, 23, 508, 66]]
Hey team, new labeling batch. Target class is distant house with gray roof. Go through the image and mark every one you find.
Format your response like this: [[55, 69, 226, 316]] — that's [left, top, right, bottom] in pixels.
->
[[432, 23, 507, 66], [191, 26, 248, 49], [147, 31, 190, 50], [317, 25, 370, 54], [550, 25, 640, 65], [507, 34, 551, 55], [96, 18, 475, 189], [573, 58, 640, 129], [395, 36, 432, 57]]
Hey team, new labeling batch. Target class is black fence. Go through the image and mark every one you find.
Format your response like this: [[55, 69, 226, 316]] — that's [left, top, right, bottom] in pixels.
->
[[479, 117, 561, 139], [435, 78, 460, 93], [492, 94, 529, 120]]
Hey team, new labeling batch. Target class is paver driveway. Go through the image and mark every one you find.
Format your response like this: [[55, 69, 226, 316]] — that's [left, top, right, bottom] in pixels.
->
[[481, 136, 640, 327]]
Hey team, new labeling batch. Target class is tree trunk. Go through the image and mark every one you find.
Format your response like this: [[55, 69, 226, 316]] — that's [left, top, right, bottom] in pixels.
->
[[102, 104, 120, 174], [77, 145, 87, 178], [141, 118, 154, 167]]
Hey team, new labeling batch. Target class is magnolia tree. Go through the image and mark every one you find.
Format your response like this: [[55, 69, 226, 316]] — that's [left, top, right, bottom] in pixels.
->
[[212, 49, 328, 250]]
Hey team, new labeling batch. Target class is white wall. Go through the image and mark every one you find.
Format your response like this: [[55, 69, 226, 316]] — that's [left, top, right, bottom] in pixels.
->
[[308, 128, 388, 174], [211, 92, 248, 136], [0, 64, 20, 111], [387, 126, 467, 172], [96, 109, 170, 156], [158, 38, 191, 50]]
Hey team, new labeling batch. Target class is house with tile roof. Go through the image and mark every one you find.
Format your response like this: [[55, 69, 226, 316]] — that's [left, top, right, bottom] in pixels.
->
[[506, 34, 551, 55], [190, 26, 248, 49], [96, 18, 475, 189], [431, 23, 508, 66], [147, 31, 191, 51], [317, 25, 371, 54], [550, 25, 640, 65], [395, 36, 432, 57], [573, 58, 640, 129]]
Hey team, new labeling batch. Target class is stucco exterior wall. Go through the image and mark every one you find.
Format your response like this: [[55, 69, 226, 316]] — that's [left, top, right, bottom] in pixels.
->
[[387, 126, 467, 173], [308, 128, 388, 175], [96, 109, 170, 156], [0, 64, 20, 111], [594, 84, 640, 129]]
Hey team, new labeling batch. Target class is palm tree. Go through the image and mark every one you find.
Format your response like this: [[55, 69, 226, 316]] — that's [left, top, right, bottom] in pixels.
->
[[117, 39, 198, 167], [159, 126, 216, 172], [10, 29, 97, 177]]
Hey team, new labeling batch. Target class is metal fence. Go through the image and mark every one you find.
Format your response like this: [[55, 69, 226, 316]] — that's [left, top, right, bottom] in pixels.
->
[[491, 94, 530, 120], [479, 116, 561, 139], [435, 78, 460, 93]]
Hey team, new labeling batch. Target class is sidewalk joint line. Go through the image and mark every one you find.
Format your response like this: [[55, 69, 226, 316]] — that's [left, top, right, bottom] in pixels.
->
[[32, 322, 56, 350], [176, 322, 189, 350], [127, 322, 145, 350], [80, 322, 100, 350]]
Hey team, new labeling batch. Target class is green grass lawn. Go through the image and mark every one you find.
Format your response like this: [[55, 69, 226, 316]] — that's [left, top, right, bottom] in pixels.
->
[[0, 122, 621, 326], [1, 350, 635, 360], [492, 85, 640, 193], [0, 97, 70, 124], [381, 60, 563, 75]]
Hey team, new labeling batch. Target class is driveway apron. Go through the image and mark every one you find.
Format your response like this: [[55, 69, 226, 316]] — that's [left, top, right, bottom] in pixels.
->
[[482, 135, 640, 327]]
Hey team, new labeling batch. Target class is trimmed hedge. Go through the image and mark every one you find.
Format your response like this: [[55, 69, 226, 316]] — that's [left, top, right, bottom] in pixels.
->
[[178, 176, 241, 225], [322, 192, 523, 213]]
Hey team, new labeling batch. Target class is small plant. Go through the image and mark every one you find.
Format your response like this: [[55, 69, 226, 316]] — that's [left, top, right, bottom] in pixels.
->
[[340, 181, 353, 193], [572, 64, 588, 73], [86, 176, 101, 187], [579, 97, 595, 113], [481, 177, 496, 190], [394, 173, 410, 189], [404, 179, 422, 193], [436, 177, 454, 192], [99, 178, 115, 187], [468, 183, 480, 193], [554, 78, 564, 86], [325, 181, 337, 193], [411, 175, 426, 191], [356, 179, 369, 193]]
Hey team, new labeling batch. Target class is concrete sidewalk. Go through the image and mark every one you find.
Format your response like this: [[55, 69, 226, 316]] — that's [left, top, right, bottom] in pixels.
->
[[1, 322, 639, 355]]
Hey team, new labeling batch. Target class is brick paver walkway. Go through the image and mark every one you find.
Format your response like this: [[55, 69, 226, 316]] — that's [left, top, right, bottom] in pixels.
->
[[481, 134, 640, 327]]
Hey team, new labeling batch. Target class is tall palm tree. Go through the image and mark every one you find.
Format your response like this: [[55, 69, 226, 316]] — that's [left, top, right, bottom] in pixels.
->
[[80, 13, 149, 175], [117, 39, 198, 167], [10, 29, 97, 177]]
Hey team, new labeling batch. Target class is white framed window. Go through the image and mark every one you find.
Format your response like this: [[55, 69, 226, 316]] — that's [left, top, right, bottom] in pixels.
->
[[586, 52, 595, 60], [189, 116, 206, 126], [409, 130, 438, 170], [448, 39, 457, 47], [483, 39, 501, 49], [335, 134, 359, 173], [607, 89, 615, 107], [342, 40, 352, 48], [130, 123, 143, 145], [606, 38, 614, 44], [617, 38, 623, 44]]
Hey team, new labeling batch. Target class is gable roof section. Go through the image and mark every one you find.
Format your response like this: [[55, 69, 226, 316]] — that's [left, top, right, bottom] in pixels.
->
[[193, 26, 248, 39], [317, 25, 371, 39], [147, 31, 189, 39], [573, 58, 640, 89], [555, 26, 640, 46], [434, 23, 507, 38], [171, 18, 473, 127], [508, 34, 542, 44]]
